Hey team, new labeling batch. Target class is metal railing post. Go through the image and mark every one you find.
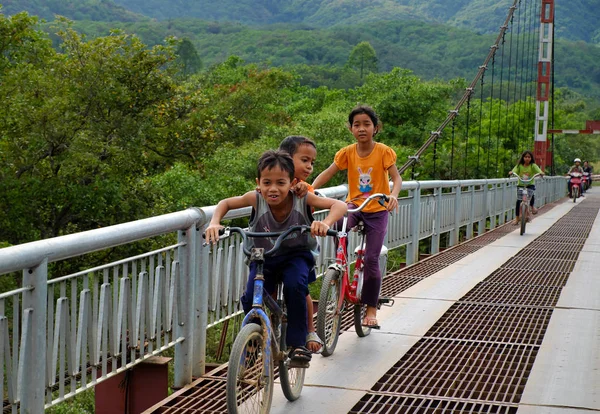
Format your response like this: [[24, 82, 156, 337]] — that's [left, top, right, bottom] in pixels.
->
[[467, 185, 475, 238], [431, 185, 442, 254], [450, 184, 462, 246], [174, 225, 196, 387], [479, 180, 488, 234], [20, 258, 47, 413], [407, 183, 421, 265], [193, 224, 209, 377]]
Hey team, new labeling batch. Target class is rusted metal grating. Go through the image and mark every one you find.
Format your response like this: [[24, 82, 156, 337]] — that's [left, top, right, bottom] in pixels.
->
[[391, 262, 448, 278], [372, 338, 538, 404], [381, 276, 425, 297], [155, 378, 227, 412], [424, 303, 552, 345], [349, 394, 517, 414], [515, 248, 580, 261], [525, 240, 585, 250], [426, 252, 469, 265], [445, 244, 485, 254], [483, 269, 569, 287], [460, 283, 562, 307], [500, 257, 576, 273]]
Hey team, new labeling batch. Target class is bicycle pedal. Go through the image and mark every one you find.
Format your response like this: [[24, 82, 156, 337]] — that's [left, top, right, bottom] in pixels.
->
[[287, 360, 310, 369], [378, 297, 395, 308]]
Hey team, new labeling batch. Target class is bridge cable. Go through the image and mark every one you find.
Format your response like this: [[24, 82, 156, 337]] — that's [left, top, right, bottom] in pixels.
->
[[476, 69, 485, 177], [395, 0, 521, 177], [513, 1, 522, 156], [464, 92, 472, 179], [495, 28, 508, 175], [487, 47, 497, 178], [450, 112, 457, 179]]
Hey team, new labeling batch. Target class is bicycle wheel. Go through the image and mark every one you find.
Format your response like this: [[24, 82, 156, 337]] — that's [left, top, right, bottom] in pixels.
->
[[316, 268, 342, 357], [353, 303, 372, 337], [573, 186, 579, 202], [227, 323, 274, 414], [520, 203, 527, 235], [278, 315, 306, 401]]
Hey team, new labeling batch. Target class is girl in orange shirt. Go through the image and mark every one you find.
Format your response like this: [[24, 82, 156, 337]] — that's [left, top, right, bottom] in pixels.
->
[[313, 105, 402, 329]]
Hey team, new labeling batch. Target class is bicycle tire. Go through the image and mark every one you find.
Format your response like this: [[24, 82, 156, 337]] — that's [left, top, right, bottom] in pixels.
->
[[316, 268, 342, 357], [227, 323, 274, 414], [278, 305, 306, 401], [520, 203, 527, 235], [573, 186, 579, 202], [353, 303, 372, 337]]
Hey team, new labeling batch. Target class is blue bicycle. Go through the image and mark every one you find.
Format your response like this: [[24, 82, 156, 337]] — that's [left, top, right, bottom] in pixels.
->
[[218, 225, 336, 414]]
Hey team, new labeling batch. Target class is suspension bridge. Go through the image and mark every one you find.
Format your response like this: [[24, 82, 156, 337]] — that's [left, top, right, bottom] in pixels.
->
[[1, 0, 599, 413]]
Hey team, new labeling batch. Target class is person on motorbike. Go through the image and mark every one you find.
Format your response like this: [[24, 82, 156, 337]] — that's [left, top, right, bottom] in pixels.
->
[[567, 158, 585, 198], [583, 160, 593, 190]]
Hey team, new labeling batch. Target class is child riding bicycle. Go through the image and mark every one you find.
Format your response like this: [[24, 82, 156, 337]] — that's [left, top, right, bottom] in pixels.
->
[[312, 105, 401, 329], [510, 150, 544, 224], [204, 150, 347, 364]]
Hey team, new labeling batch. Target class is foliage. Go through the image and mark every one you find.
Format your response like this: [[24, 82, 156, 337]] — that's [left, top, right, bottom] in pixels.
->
[[347, 41, 377, 79], [1, 0, 144, 22]]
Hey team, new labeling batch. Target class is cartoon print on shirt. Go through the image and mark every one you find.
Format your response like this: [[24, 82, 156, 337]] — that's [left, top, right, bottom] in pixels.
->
[[357, 167, 373, 195]]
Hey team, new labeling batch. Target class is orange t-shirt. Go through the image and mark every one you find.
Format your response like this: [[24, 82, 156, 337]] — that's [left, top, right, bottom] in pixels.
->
[[334, 142, 397, 213]]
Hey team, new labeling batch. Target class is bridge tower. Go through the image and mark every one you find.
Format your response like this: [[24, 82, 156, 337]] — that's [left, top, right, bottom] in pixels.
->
[[534, 0, 554, 171]]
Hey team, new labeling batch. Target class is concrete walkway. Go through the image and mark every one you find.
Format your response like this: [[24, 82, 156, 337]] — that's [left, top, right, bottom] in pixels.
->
[[268, 193, 600, 414]]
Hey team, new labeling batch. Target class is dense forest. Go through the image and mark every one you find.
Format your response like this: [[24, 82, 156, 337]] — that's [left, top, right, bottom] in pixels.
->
[[1, 11, 598, 250]]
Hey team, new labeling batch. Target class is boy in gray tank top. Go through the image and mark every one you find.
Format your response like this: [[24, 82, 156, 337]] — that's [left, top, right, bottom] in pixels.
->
[[205, 150, 347, 364]]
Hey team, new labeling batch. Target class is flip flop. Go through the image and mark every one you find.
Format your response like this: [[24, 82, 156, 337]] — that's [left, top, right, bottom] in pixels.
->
[[306, 332, 324, 354], [362, 316, 380, 330], [289, 346, 312, 363]]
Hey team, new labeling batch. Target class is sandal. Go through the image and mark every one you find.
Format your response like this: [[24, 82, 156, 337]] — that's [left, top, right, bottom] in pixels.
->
[[289, 346, 312, 364], [306, 332, 324, 354], [361, 316, 380, 330]]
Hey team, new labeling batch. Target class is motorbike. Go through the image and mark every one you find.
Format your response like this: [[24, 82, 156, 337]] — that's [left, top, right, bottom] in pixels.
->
[[569, 172, 583, 202], [582, 172, 591, 191]]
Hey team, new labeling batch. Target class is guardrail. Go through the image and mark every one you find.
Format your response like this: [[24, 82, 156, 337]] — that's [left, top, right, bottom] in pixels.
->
[[0, 177, 566, 411]]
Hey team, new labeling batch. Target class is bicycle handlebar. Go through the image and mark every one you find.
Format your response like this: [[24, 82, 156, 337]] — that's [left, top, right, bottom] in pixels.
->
[[209, 225, 338, 258], [509, 172, 542, 184], [347, 193, 391, 213]]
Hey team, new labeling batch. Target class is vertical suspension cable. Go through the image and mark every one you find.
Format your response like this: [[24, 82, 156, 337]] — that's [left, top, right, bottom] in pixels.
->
[[551, 12, 556, 175], [450, 111, 457, 180], [504, 8, 516, 173], [477, 71, 485, 177], [512, 1, 522, 155], [527, 0, 538, 149], [496, 28, 508, 175], [464, 92, 472, 179], [487, 47, 497, 178]]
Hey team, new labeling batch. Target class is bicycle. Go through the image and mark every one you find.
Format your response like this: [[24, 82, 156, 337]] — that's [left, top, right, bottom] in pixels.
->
[[510, 172, 542, 235], [214, 225, 337, 414], [316, 193, 395, 357]]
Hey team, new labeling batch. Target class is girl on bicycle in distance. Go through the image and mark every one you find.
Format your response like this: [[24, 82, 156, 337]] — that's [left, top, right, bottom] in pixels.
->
[[205, 150, 347, 364], [312, 105, 401, 329], [279, 135, 323, 354], [510, 150, 544, 224]]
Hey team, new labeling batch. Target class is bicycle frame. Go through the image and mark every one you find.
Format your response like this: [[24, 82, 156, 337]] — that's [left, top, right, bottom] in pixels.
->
[[330, 193, 389, 310]]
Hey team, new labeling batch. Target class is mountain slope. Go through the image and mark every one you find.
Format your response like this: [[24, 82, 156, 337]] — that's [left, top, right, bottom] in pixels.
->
[[108, 0, 600, 43], [1, 0, 144, 22]]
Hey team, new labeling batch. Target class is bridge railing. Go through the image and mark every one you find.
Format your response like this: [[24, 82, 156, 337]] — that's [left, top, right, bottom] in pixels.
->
[[0, 176, 566, 411]]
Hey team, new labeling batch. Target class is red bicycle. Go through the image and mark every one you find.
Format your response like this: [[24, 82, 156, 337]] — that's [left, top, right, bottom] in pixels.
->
[[316, 193, 394, 357]]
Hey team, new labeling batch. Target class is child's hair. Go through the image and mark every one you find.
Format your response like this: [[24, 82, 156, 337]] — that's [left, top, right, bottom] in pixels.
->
[[257, 150, 295, 181], [518, 150, 536, 165], [279, 135, 316, 156], [348, 105, 381, 135]]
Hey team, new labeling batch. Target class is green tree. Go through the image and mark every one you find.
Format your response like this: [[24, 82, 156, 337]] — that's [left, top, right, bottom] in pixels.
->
[[176, 38, 202, 77], [347, 41, 377, 79]]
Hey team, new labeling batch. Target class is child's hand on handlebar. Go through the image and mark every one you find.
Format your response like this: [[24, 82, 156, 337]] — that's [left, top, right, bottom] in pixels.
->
[[387, 195, 399, 212], [205, 223, 224, 245], [310, 221, 330, 237]]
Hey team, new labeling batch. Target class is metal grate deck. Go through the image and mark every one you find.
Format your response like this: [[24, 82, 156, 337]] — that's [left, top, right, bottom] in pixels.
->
[[149, 201, 599, 414]]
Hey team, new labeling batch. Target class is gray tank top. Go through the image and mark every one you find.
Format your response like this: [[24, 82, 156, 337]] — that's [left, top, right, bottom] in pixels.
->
[[248, 192, 318, 256]]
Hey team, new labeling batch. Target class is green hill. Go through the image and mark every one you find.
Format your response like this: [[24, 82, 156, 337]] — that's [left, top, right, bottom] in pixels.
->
[[0, 0, 144, 22]]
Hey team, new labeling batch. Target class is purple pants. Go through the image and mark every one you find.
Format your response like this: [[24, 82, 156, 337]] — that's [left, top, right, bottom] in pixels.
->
[[338, 206, 389, 308]]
